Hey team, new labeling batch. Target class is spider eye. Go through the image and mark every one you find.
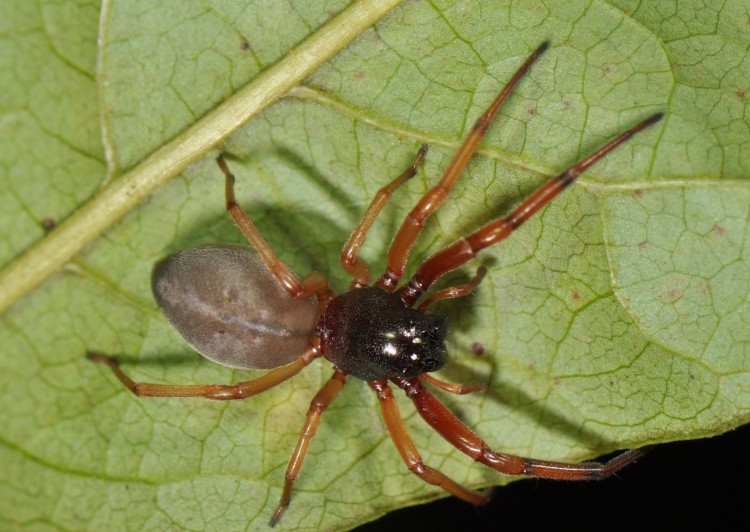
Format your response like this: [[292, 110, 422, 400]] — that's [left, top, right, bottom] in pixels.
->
[[383, 342, 398, 357]]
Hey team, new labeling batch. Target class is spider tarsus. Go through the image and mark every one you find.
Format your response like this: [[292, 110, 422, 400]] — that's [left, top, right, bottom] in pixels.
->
[[86, 351, 116, 366], [616, 112, 664, 143], [414, 143, 429, 167], [269, 506, 285, 528], [216, 154, 236, 186], [86, 350, 104, 363], [645, 111, 664, 125]]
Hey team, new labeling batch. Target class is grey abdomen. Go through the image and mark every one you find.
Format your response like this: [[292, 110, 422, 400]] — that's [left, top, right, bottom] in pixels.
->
[[152, 244, 318, 369]]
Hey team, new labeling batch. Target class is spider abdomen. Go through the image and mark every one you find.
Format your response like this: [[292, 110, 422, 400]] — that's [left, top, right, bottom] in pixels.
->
[[152, 244, 319, 370], [320, 287, 448, 381]]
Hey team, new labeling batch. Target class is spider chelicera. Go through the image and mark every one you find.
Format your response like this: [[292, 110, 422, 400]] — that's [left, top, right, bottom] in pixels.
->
[[88, 42, 663, 526]]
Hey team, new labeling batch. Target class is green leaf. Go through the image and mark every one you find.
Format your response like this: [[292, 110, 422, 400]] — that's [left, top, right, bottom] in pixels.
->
[[1, 1, 748, 530]]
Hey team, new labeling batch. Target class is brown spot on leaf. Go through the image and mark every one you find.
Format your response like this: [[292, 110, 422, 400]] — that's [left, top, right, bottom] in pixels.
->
[[41, 218, 56, 232], [639, 241, 648, 249], [471, 342, 485, 356], [634, 189, 643, 198], [713, 224, 726, 236]]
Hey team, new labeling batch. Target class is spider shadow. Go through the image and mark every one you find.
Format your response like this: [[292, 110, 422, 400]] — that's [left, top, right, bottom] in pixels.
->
[[107, 352, 206, 368], [433, 352, 619, 454]]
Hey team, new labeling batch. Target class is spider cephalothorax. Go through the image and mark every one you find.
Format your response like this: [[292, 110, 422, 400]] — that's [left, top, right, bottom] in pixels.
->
[[321, 286, 448, 380]]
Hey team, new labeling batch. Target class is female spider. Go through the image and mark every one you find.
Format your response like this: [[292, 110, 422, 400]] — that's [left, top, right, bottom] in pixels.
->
[[88, 42, 663, 526]]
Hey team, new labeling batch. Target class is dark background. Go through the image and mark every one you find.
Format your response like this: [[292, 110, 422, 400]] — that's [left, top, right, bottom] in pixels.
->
[[357, 423, 749, 531]]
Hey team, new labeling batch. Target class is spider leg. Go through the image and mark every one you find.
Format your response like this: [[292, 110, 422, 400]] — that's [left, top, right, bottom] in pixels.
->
[[397, 112, 664, 305], [341, 144, 428, 288], [217, 156, 329, 299], [417, 266, 487, 312], [394, 377, 646, 480], [420, 373, 482, 395], [86, 344, 320, 400], [369, 380, 490, 505], [270, 369, 347, 527], [375, 42, 549, 292]]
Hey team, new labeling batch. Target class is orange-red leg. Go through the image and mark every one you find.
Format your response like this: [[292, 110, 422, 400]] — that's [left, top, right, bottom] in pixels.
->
[[420, 373, 481, 395], [86, 345, 321, 400], [341, 144, 428, 288], [217, 156, 329, 299], [375, 42, 549, 292], [369, 380, 489, 505], [271, 369, 347, 526], [417, 266, 487, 312], [394, 376, 646, 479], [397, 112, 664, 306]]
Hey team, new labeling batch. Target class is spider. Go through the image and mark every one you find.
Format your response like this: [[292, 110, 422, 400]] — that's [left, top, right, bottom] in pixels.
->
[[88, 42, 663, 526]]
